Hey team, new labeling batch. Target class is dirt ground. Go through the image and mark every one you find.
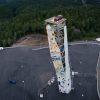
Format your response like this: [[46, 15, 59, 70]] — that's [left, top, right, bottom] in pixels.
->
[[12, 34, 48, 47]]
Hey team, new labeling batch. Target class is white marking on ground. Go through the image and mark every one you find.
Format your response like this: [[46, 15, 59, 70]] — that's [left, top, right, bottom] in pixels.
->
[[22, 81, 25, 83], [40, 93, 43, 98], [82, 94, 84, 97], [69, 42, 100, 46], [32, 46, 49, 51], [72, 71, 79, 76]]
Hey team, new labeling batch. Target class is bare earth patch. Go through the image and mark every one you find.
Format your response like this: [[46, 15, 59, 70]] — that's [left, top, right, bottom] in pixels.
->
[[12, 34, 48, 47]]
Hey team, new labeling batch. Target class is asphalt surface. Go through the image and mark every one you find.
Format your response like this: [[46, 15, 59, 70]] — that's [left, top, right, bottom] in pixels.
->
[[0, 42, 100, 100]]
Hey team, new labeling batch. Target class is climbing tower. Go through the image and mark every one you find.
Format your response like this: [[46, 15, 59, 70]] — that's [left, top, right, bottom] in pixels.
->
[[45, 15, 72, 94]]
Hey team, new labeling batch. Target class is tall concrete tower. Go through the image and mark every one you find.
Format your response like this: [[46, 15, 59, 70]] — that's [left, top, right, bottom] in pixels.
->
[[45, 15, 72, 94]]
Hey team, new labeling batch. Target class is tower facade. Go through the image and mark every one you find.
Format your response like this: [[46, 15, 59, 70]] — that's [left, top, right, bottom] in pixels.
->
[[45, 15, 72, 94]]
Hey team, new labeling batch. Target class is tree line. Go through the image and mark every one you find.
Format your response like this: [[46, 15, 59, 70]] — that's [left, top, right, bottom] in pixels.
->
[[0, 4, 100, 46]]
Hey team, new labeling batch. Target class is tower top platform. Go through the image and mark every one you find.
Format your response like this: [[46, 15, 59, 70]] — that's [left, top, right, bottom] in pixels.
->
[[45, 15, 66, 25]]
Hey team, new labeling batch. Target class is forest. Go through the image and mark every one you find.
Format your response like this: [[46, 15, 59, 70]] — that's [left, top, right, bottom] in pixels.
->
[[0, 0, 100, 46]]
